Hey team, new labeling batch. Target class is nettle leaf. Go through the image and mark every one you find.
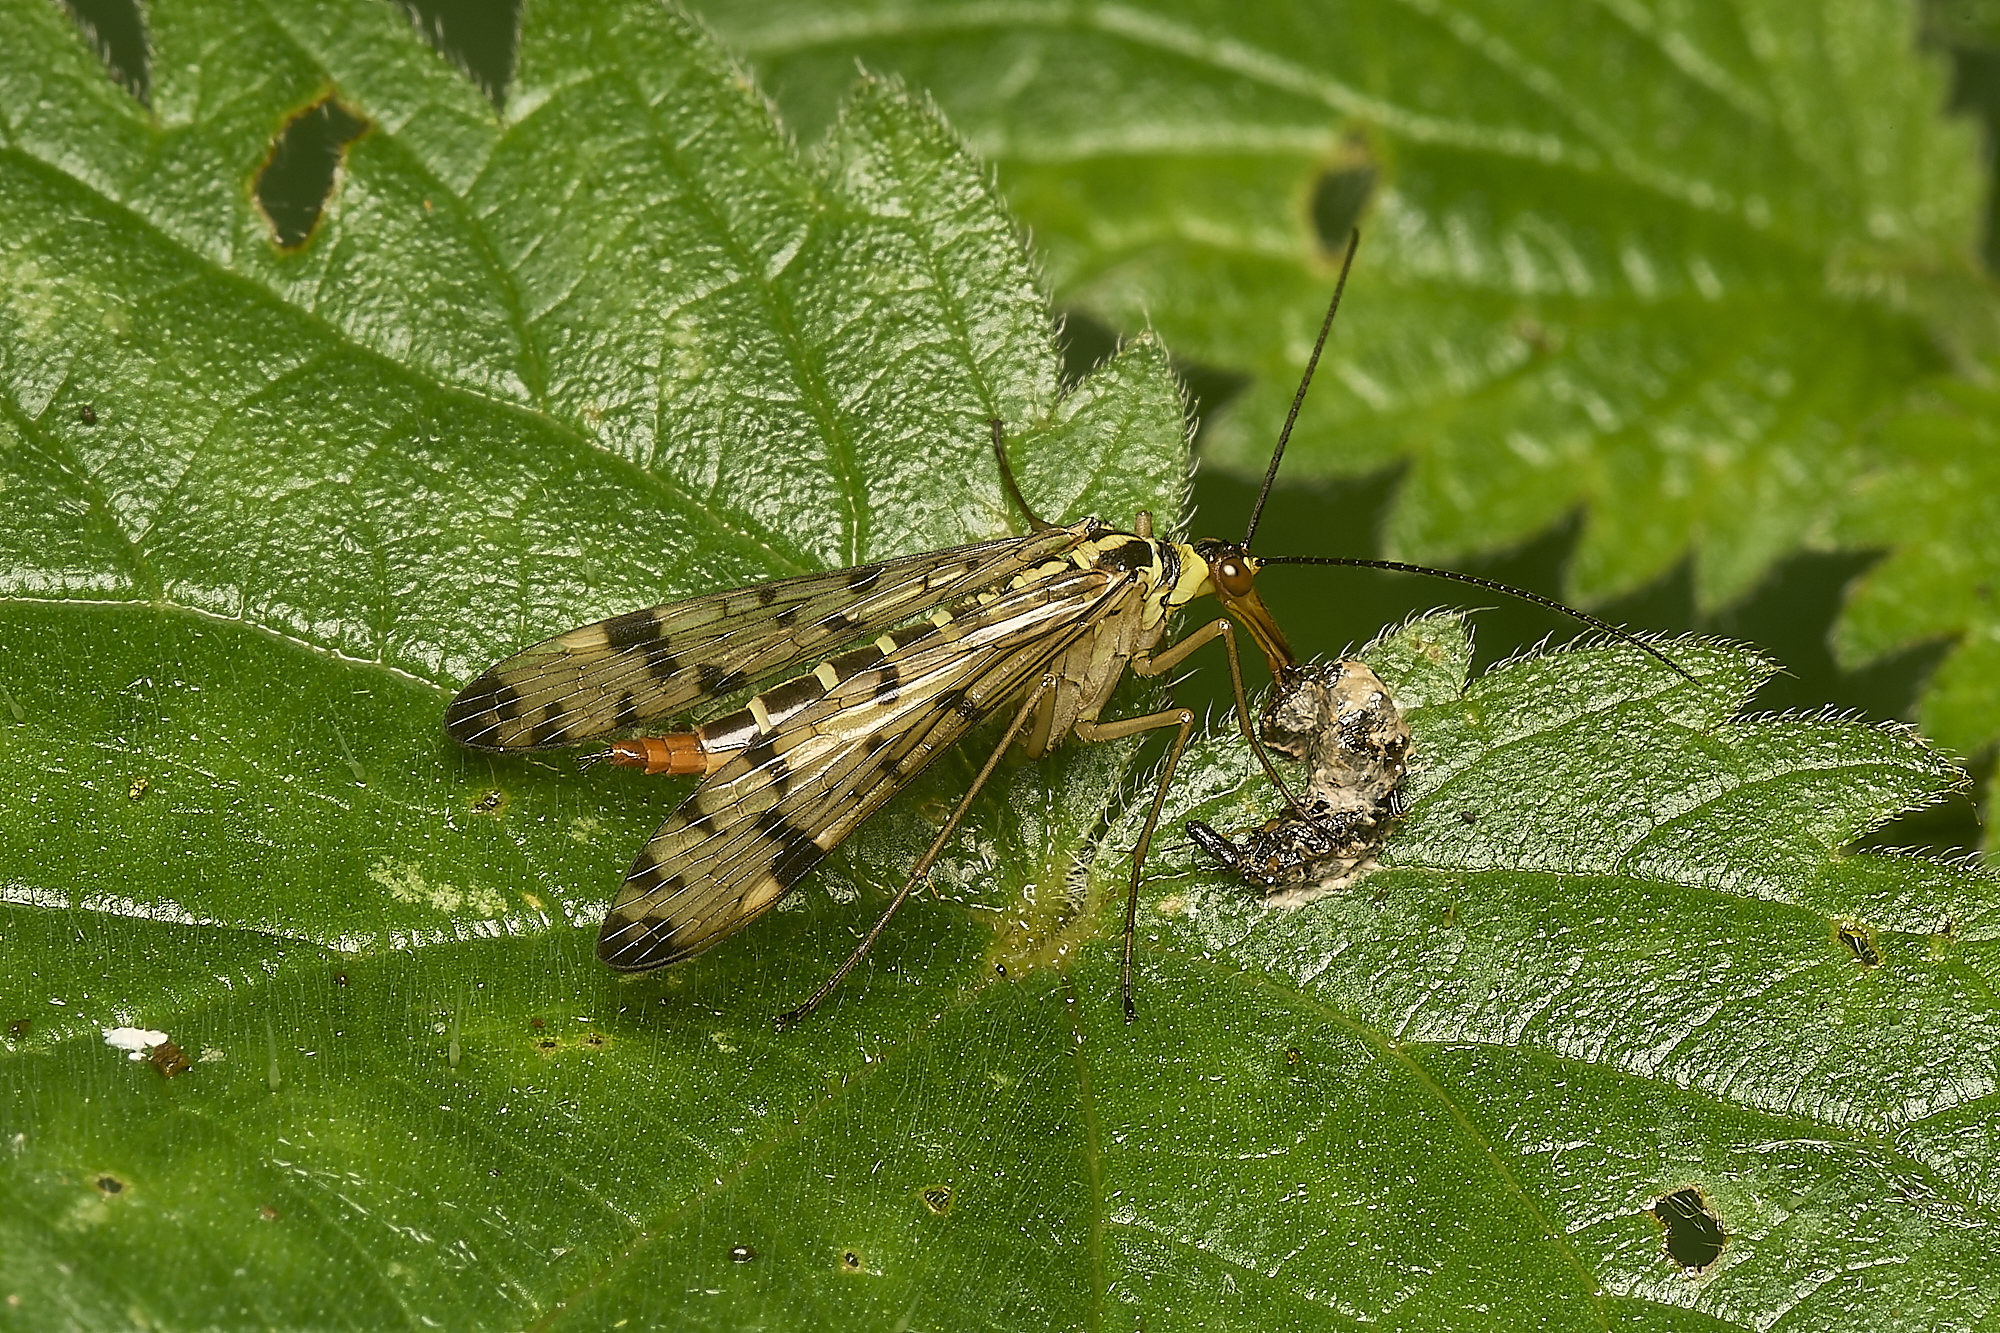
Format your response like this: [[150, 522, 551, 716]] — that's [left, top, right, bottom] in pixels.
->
[[1132, 614, 2000, 1327], [1, 2, 1994, 1331], [708, 0, 1988, 611]]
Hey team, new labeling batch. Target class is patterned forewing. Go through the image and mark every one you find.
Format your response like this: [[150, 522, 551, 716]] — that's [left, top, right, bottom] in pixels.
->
[[445, 527, 1091, 750], [597, 567, 1146, 969]]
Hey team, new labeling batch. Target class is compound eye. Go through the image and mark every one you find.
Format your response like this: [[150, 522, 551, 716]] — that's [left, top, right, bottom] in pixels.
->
[[1213, 553, 1256, 598]]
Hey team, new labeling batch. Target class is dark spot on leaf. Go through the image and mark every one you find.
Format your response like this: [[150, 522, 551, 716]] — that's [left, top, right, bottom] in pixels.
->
[[530, 1017, 545, 1030], [728, 1244, 756, 1263], [94, 1175, 124, 1196], [1838, 923, 1881, 968], [993, 962, 1007, 977], [1459, 810, 1479, 825], [147, 1040, 190, 1078], [256, 97, 370, 250], [6, 1018, 30, 1042], [259, 1203, 279, 1221], [581, 1031, 606, 1050], [127, 775, 149, 800], [471, 788, 507, 816], [1650, 1187, 1726, 1274], [839, 1249, 863, 1272], [919, 1186, 953, 1216], [79, 404, 97, 426], [1285, 1047, 1302, 1067], [1310, 152, 1377, 252]]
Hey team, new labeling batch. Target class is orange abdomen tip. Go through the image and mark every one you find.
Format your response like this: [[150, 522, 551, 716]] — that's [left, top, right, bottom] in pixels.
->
[[604, 734, 707, 776]]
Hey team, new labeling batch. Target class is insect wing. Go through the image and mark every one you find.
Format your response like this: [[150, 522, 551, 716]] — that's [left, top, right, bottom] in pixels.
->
[[598, 566, 1140, 969], [445, 526, 1092, 751]]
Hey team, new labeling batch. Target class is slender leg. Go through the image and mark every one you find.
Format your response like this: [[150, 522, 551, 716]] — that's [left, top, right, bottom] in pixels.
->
[[1128, 616, 1303, 817], [1085, 616, 1311, 1021], [775, 674, 1059, 1031], [1073, 707, 1198, 1022]]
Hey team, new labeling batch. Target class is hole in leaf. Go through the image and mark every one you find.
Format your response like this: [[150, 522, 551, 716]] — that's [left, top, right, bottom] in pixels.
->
[[1309, 154, 1378, 252], [1650, 1187, 1726, 1274], [256, 98, 370, 250], [392, 0, 519, 110], [62, 0, 147, 102], [838, 1249, 864, 1272], [1838, 923, 1883, 968], [94, 1175, 125, 1196], [919, 1185, 953, 1216], [1055, 309, 1121, 390], [471, 788, 507, 816], [1055, 308, 1249, 446]]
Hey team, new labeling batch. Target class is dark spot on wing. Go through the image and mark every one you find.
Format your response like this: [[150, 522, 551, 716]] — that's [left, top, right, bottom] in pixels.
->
[[756, 810, 825, 884], [601, 608, 660, 648], [873, 662, 901, 705], [743, 739, 791, 797], [646, 646, 680, 680], [698, 663, 749, 696], [757, 584, 779, 605], [528, 704, 569, 747], [761, 674, 829, 718]]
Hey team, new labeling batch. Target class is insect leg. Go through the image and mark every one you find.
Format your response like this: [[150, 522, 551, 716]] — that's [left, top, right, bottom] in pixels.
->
[[1073, 706, 1198, 1023], [774, 673, 1061, 1032], [1129, 617, 1304, 818]]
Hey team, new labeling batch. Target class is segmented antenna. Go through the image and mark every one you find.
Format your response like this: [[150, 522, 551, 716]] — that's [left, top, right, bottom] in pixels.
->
[[1238, 228, 1690, 682], [1244, 228, 1362, 548], [1258, 555, 1695, 681]]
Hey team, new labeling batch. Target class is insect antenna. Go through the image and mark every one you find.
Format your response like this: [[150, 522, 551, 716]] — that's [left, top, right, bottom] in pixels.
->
[[1232, 226, 1692, 682], [1258, 555, 1695, 681], [1243, 227, 1362, 549]]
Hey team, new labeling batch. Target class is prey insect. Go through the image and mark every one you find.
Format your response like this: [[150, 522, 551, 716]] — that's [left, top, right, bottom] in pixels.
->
[[444, 232, 1684, 1027], [1187, 657, 1410, 896]]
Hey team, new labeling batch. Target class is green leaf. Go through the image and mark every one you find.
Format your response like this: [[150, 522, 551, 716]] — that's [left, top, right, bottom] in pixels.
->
[[708, 0, 1990, 611], [1127, 614, 2000, 1328], [4, 2, 1998, 1330], [1834, 378, 2000, 849]]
